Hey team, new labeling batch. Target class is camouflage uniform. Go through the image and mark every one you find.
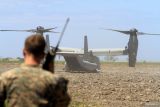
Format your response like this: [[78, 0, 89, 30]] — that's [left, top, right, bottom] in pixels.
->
[[0, 64, 70, 107]]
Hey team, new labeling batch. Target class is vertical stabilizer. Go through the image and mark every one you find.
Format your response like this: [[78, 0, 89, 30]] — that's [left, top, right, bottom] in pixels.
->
[[45, 34, 50, 53], [84, 35, 88, 57]]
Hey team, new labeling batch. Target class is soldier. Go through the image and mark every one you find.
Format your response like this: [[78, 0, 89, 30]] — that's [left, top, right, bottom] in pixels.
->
[[0, 34, 70, 107]]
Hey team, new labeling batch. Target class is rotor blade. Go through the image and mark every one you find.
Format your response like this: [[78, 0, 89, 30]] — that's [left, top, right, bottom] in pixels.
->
[[0, 29, 36, 32], [137, 32, 160, 35], [104, 28, 131, 35], [44, 27, 57, 31], [47, 31, 60, 33]]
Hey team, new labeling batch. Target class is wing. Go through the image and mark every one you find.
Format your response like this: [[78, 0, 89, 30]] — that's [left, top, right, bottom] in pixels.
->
[[54, 47, 128, 56], [89, 48, 128, 56]]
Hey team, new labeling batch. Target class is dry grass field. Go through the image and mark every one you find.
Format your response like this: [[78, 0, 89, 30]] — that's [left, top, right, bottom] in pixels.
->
[[1, 62, 160, 107]]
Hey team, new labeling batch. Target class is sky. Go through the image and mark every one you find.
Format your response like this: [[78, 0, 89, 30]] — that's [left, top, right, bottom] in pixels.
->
[[0, 0, 160, 62]]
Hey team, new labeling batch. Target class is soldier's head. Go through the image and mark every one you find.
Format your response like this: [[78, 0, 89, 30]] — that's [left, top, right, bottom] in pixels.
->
[[23, 34, 46, 64]]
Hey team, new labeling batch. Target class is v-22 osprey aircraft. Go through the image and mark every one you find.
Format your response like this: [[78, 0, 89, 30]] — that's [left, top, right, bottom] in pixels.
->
[[53, 35, 128, 72]]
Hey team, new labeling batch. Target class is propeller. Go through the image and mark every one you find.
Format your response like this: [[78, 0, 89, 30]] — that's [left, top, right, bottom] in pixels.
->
[[137, 32, 160, 35], [102, 28, 130, 35], [102, 28, 160, 36], [0, 26, 59, 34]]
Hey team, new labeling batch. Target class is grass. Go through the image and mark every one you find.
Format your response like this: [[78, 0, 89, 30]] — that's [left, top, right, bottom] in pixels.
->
[[0, 60, 23, 64], [69, 101, 100, 107], [69, 101, 87, 107], [55, 61, 65, 64]]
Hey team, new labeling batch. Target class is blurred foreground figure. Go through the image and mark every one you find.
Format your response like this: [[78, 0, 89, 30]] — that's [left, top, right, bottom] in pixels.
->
[[0, 34, 70, 107]]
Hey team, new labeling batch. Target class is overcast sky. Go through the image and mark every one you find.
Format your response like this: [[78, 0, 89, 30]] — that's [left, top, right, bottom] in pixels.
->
[[0, 0, 160, 61]]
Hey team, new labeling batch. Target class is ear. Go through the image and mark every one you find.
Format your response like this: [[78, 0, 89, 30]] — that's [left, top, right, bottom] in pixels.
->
[[23, 48, 27, 57]]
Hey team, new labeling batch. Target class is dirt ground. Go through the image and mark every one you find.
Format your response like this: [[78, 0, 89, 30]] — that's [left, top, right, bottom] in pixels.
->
[[1, 62, 160, 107]]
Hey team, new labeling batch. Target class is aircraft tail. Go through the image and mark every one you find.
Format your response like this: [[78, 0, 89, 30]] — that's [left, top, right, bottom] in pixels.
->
[[84, 35, 88, 56]]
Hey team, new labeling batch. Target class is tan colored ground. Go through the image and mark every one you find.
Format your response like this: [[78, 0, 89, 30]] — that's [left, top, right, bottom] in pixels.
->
[[1, 62, 160, 107]]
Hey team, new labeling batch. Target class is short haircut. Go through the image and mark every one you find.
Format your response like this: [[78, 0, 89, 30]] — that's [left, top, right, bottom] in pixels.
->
[[24, 34, 46, 57]]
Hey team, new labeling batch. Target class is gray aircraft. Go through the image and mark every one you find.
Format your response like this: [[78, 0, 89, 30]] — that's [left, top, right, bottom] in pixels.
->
[[103, 28, 160, 67], [0, 23, 128, 72]]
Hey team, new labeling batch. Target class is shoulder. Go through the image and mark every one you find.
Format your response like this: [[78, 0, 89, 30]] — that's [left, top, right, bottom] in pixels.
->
[[0, 68, 21, 87], [0, 67, 21, 79]]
